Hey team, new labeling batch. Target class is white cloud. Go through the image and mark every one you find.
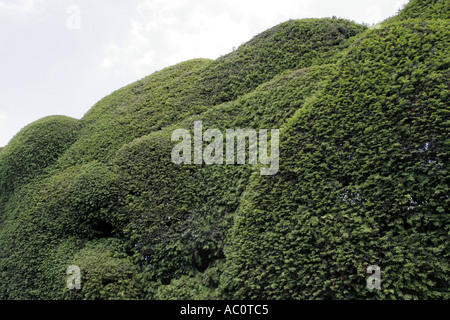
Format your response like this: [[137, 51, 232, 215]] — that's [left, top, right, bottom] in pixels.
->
[[100, 0, 410, 80], [0, 0, 43, 15], [100, 0, 311, 78], [366, 4, 382, 25], [366, 0, 409, 24], [101, 18, 158, 76]]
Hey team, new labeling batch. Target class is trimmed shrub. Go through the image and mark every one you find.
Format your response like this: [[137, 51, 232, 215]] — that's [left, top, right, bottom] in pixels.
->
[[0, 116, 80, 207], [221, 20, 449, 300], [0, 3, 447, 299], [63, 238, 143, 300], [200, 18, 366, 104]]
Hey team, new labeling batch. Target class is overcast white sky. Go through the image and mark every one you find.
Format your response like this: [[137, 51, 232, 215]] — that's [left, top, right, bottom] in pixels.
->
[[0, 0, 409, 147]]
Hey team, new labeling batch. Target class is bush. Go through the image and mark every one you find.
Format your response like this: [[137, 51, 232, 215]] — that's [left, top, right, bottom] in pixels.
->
[[0, 115, 80, 207], [63, 238, 143, 300], [0, 4, 447, 299], [221, 20, 449, 300]]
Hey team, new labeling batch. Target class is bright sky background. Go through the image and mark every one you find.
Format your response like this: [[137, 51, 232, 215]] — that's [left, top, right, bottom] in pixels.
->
[[0, 0, 410, 147]]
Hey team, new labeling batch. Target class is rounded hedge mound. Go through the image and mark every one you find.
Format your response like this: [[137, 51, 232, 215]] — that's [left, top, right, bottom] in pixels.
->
[[200, 18, 367, 104], [0, 115, 80, 207], [0, 4, 447, 300], [222, 19, 449, 300]]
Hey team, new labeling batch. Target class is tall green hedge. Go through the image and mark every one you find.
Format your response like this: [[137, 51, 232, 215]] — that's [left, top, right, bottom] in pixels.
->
[[221, 19, 449, 300], [0, 116, 80, 208], [200, 18, 366, 105], [107, 64, 336, 291], [0, 1, 448, 300]]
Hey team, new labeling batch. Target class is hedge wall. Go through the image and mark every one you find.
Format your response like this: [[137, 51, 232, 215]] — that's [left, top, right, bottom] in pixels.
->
[[221, 19, 449, 300], [0, 1, 448, 300]]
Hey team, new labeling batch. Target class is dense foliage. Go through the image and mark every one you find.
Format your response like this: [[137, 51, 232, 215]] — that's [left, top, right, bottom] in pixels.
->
[[0, 0, 448, 300], [384, 0, 449, 23], [222, 19, 449, 300]]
